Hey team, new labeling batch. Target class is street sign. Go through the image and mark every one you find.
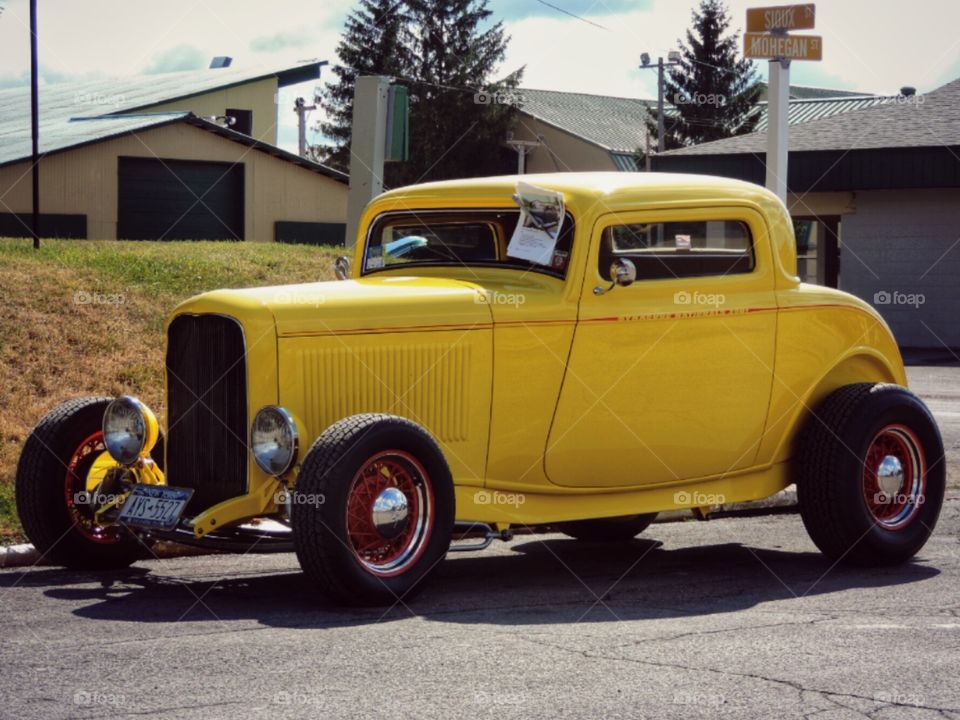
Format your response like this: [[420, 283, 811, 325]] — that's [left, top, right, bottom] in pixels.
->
[[744, 32, 823, 61], [746, 3, 815, 32], [745, 3, 821, 202]]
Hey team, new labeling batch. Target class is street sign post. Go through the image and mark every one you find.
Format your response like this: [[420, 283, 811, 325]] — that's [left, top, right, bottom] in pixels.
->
[[744, 3, 821, 203], [746, 3, 815, 32]]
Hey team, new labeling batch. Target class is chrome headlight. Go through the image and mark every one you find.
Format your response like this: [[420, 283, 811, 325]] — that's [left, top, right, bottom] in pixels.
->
[[250, 406, 299, 476], [103, 396, 158, 466]]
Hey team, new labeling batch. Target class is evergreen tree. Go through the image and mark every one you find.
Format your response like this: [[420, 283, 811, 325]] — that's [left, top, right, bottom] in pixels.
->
[[317, 0, 522, 184], [645, 0, 760, 152], [318, 0, 413, 171], [389, 0, 522, 185]]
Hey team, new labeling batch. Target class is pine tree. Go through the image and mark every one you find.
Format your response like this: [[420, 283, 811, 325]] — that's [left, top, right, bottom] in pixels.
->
[[318, 0, 413, 171], [645, 0, 760, 152], [390, 0, 522, 185]]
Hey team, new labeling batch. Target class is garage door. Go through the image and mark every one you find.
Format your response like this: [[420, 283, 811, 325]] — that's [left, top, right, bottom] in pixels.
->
[[118, 157, 244, 240]]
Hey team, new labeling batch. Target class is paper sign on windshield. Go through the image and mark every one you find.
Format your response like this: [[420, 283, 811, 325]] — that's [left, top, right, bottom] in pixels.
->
[[507, 182, 565, 266]]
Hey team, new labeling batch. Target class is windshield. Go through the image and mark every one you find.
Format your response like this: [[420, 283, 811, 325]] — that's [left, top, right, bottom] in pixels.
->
[[362, 209, 575, 279]]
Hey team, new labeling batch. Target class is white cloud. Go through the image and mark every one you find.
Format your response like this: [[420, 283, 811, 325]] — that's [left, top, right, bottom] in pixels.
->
[[503, 0, 960, 97], [0, 0, 956, 153]]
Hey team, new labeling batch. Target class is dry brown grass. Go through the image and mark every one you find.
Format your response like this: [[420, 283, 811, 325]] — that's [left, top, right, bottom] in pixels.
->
[[0, 239, 340, 541]]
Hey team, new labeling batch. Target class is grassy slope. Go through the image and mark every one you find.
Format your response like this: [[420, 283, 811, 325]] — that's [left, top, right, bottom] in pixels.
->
[[0, 239, 339, 542]]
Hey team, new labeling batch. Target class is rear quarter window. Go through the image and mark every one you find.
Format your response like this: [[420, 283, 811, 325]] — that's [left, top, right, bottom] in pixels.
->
[[599, 220, 754, 281]]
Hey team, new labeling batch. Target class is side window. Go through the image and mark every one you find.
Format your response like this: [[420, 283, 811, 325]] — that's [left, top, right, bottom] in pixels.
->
[[599, 219, 754, 281]]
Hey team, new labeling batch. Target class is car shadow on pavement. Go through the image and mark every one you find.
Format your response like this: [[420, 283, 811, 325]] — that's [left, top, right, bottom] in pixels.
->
[[1, 534, 940, 628]]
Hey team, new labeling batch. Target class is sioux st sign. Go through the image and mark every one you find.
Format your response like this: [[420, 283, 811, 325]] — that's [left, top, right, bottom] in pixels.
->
[[746, 3, 815, 32]]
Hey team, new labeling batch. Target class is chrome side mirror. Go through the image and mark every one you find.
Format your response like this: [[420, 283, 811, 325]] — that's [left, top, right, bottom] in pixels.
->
[[334, 255, 352, 281], [610, 258, 637, 288]]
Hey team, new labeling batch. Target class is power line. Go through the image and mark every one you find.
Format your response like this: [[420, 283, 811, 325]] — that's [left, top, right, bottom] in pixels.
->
[[532, 0, 610, 31]]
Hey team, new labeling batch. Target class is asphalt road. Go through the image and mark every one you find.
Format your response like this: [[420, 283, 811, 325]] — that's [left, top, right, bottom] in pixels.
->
[[1, 367, 958, 719]]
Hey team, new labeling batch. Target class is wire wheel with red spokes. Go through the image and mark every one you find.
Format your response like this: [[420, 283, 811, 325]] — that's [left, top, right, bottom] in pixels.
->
[[16, 397, 160, 569], [63, 431, 125, 544], [345, 450, 434, 576], [292, 414, 454, 606], [798, 383, 945, 566], [861, 424, 926, 531]]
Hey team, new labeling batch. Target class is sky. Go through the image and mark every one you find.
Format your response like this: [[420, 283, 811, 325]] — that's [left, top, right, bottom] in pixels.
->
[[0, 0, 958, 152]]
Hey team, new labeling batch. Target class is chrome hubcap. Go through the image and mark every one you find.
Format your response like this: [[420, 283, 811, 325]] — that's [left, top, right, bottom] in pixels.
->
[[876, 454, 904, 498], [371, 486, 409, 539]]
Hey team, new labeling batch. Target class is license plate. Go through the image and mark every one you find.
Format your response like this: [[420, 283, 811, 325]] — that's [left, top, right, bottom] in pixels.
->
[[118, 485, 193, 531]]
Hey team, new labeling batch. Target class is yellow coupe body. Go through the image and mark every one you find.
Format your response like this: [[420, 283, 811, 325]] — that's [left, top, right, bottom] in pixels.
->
[[22, 171, 945, 604], [170, 172, 904, 532]]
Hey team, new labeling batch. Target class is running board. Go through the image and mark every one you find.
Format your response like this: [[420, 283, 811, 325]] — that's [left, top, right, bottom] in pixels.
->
[[147, 520, 512, 555], [448, 522, 513, 553]]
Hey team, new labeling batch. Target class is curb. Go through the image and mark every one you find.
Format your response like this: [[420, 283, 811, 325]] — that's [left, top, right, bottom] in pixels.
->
[[0, 544, 41, 569], [0, 540, 214, 569]]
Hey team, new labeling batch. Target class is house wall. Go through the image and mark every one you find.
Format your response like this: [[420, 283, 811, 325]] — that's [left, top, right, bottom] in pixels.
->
[[511, 114, 617, 173], [788, 191, 855, 217], [144, 77, 281, 145], [0, 121, 347, 241], [840, 188, 960, 348]]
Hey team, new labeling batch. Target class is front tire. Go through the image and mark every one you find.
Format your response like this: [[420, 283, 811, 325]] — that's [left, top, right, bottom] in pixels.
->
[[16, 397, 159, 570], [797, 383, 945, 566], [292, 414, 454, 606]]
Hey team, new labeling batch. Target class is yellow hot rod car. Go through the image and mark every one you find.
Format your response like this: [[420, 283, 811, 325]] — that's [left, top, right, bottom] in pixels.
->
[[16, 173, 945, 605]]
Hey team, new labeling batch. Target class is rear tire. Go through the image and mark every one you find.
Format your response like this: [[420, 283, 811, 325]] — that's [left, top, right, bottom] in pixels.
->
[[559, 514, 658, 542], [16, 397, 160, 570], [292, 414, 454, 606], [796, 383, 944, 566]]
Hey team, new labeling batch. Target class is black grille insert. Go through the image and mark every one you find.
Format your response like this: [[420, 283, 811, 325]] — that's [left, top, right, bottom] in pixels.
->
[[166, 315, 247, 514]]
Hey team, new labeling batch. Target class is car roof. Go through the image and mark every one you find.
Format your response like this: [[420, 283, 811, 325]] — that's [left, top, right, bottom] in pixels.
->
[[380, 172, 781, 212]]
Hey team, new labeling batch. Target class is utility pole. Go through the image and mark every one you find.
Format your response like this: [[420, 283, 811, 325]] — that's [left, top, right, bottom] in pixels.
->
[[656, 57, 665, 153], [345, 76, 390, 251], [639, 50, 680, 155], [294, 97, 316, 158], [505, 136, 540, 175], [29, 0, 40, 249]]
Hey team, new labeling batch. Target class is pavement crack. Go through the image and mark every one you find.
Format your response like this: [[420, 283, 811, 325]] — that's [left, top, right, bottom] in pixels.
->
[[514, 634, 960, 714], [608, 614, 836, 648]]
